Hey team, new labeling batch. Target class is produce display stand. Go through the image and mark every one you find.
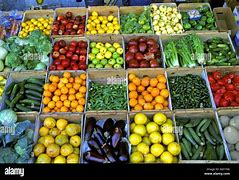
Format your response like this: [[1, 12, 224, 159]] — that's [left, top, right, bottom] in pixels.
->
[[0, 3, 239, 165]]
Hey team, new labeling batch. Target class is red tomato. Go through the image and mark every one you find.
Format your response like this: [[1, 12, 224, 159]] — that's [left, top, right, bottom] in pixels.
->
[[219, 98, 229, 107], [225, 84, 235, 91], [223, 91, 234, 102], [208, 75, 216, 84], [210, 83, 220, 92], [212, 71, 222, 80]]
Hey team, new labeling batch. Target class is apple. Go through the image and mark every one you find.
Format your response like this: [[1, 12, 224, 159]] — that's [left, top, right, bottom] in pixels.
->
[[108, 58, 116, 65], [79, 64, 87, 71], [128, 39, 138, 46], [59, 55, 66, 60], [52, 51, 60, 59], [57, 64, 64, 70], [80, 41, 88, 49], [125, 52, 134, 62], [140, 60, 150, 68], [53, 45, 60, 51], [105, 42, 112, 48], [57, 15, 65, 21], [75, 47, 81, 55], [92, 59, 99, 65], [61, 59, 70, 68], [96, 64, 103, 68], [112, 52, 119, 59], [96, 53, 104, 60], [100, 47, 107, 54], [128, 45, 138, 54], [135, 52, 144, 61], [70, 41, 78, 47], [116, 47, 124, 55], [71, 54, 79, 61], [59, 48, 66, 55], [108, 46, 116, 53], [114, 64, 122, 69], [113, 42, 121, 49], [88, 64, 95, 68], [101, 59, 108, 66], [128, 59, 139, 68], [54, 59, 61, 65], [79, 49, 87, 55], [104, 51, 112, 59], [50, 65, 56, 71], [58, 40, 66, 47], [71, 64, 79, 70], [105, 64, 113, 69], [96, 42, 104, 49], [79, 55, 86, 63], [116, 57, 124, 65], [88, 53, 95, 61], [66, 51, 73, 59], [92, 47, 100, 55], [90, 42, 97, 48]]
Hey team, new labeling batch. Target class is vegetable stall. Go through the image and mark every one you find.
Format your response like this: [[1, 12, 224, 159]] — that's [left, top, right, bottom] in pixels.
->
[[0, 3, 239, 165]]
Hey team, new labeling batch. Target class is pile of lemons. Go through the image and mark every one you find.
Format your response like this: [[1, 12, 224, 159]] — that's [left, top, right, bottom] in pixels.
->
[[129, 113, 181, 163], [86, 11, 120, 35], [19, 17, 53, 38]]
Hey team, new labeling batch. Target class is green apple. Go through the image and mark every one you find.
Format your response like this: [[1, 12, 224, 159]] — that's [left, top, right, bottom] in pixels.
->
[[92, 47, 99, 55], [105, 42, 112, 48], [96, 53, 104, 60], [92, 58, 99, 65], [116, 47, 124, 55], [88, 63, 95, 68], [116, 57, 124, 65], [88, 53, 95, 61], [108, 58, 116, 65], [90, 42, 96, 48], [95, 64, 103, 69], [96, 42, 104, 49], [101, 59, 108, 66], [108, 46, 116, 53], [105, 64, 113, 69], [113, 42, 121, 49], [113, 52, 119, 59], [114, 64, 122, 69], [104, 51, 112, 59], [100, 47, 107, 54]]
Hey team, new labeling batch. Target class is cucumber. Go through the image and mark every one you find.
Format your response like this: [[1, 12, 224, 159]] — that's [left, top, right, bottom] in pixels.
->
[[212, 120, 219, 134], [5, 82, 15, 95], [200, 119, 211, 132], [188, 127, 204, 146], [10, 94, 24, 108], [183, 128, 197, 147], [196, 118, 208, 134], [216, 144, 225, 160], [24, 83, 43, 93], [205, 142, 217, 160], [10, 84, 20, 101], [208, 124, 222, 143], [19, 99, 41, 106], [5, 99, 11, 107], [185, 118, 201, 128], [180, 143, 190, 160], [182, 138, 192, 157], [203, 130, 216, 145], [191, 146, 203, 160], [16, 104, 32, 112], [25, 89, 42, 98], [26, 105, 40, 111], [26, 78, 44, 86], [25, 94, 42, 101]]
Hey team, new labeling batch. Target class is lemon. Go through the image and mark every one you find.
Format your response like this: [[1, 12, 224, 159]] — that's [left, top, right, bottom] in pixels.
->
[[149, 131, 162, 144], [113, 42, 121, 49], [54, 155, 66, 164], [167, 142, 181, 156], [55, 134, 69, 146], [65, 123, 81, 136], [113, 17, 118, 22], [92, 11, 98, 17], [130, 152, 144, 163], [146, 122, 159, 134], [129, 133, 142, 146], [39, 126, 49, 136], [49, 128, 60, 137], [114, 30, 119, 34], [142, 136, 151, 146], [162, 133, 175, 145], [33, 143, 45, 157], [160, 123, 173, 134], [137, 143, 149, 155], [44, 117, 56, 129], [108, 15, 114, 21], [144, 153, 156, 163], [43, 135, 55, 147], [150, 143, 164, 157], [46, 143, 60, 158], [166, 118, 173, 125], [134, 113, 147, 125], [61, 144, 74, 157], [38, 137, 45, 144], [98, 16, 104, 21], [114, 25, 120, 30], [102, 20, 108, 24], [106, 29, 113, 34], [36, 153, 51, 163], [56, 118, 68, 131], [133, 124, 146, 136], [98, 29, 105, 34], [160, 151, 174, 164], [67, 154, 79, 164], [153, 113, 167, 125], [70, 135, 81, 148]]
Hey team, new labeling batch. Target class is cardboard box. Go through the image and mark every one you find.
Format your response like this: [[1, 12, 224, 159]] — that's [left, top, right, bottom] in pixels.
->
[[213, 7, 238, 37]]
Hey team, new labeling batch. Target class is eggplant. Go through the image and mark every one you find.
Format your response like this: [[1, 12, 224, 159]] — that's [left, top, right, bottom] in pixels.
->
[[118, 141, 129, 162], [87, 138, 104, 155], [85, 117, 96, 140], [111, 127, 122, 148], [94, 125, 104, 135], [93, 132, 106, 146], [114, 120, 126, 131], [102, 118, 114, 135], [84, 151, 108, 163]]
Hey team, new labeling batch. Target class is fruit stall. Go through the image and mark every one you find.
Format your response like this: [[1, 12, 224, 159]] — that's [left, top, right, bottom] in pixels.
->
[[0, 2, 239, 165]]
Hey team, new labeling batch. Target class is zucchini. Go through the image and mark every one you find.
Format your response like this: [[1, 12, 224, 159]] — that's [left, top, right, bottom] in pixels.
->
[[216, 144, 225, 160], [188, 127, 204, 146], [10, 84, 20, 101], [10, 93, 24, 108], [24, 83, 43, 93], [26, 105, 40, 111], [191, 146, 203, 160], [19, 99, 41, 106], [203, 130, 216, 145], [200, 119, 211, 132], [16, 104, 32, 112], [25, 89, 42, 98], [208, 124, 222, 143], [26, 78, 44, 86], [5, 82, 15, 95], [183, 128, 197, 147], [25, 94, 42, 101], [182, 138, 192, 157], [5, 99, 11, 107], [180, 143, 190, 160], [196, 118, 208, 134]]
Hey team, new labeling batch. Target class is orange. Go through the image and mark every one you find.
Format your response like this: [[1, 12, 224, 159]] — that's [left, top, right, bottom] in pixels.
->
[[151, 100, 157, 106], [60, 94, 68, 101], [134, 104, 143, 111], [160, 89, 169, 98], [163, 100, 169, 107], [82, 80, 86, 86], [63, 72, 71, 79], [129, 98, 138, 107], [141, 90, 149, 96], [75, 77, 82, 84], [128, 83, 136, 91], [56, 101, 63, 108], [43, 97, 51, 105], [61, 86, 69, 95], [71, 100, 78, 109], [52, 82, 58, 88], [58, 82, 65, 89], [157, 83, 166, 90], [64, 100, 71, 108], [78, 98, 86, 105], [129, 91, 138, 99], [43, 107, 51, 113], [48, 84, 57, 93], [54, 89, 61, 96], [157, 75, 167, 84], [54, 107, 58, 111], [155, 95, 164, 104], [141, 77, 150, 87], [128, 73, 136, 82], [69, 77, 74, 83], [143, 103, 154, 110], [138, 98, 146, 106], [73, 83, 81, 91], [138, 95, 144, 100], [61, 77, 69, 84], [76, 93, 85, 100], [164, 107, 169, 110], [72, 109, 76, 112], [132, 77, 141, 86], [68, 94, 76, 101], [51, 110, 56, 113], [43, 90, 52, 97], [151, 88, 160, 97], [144, 94, 153, 102], [147, 86, 153, 93], [69, 88, 76, 95], [52, 95, 60, 102], [155, 103, 164, 110], [79, 86, 86, 94], [52, 76, 60, 83], [76, 105, 84, 112], [137, 85, 145, 93], [60, 106, 68, 112], [150, 78, 158, 87], [48, 101, 55, 109], [49, 75, 55, 82], [66, 83, 73, 89], [44, 84, 50, 91], [80, 74, 86, 80]]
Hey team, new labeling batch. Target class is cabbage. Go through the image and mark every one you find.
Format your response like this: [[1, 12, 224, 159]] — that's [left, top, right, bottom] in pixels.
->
[[0, 109, 17, 126]]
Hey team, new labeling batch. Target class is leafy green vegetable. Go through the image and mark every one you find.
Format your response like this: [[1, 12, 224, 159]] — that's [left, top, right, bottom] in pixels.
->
[[5, 53, 22, 68], [0, 109, 17, 126], [164, 41, 179, 67]]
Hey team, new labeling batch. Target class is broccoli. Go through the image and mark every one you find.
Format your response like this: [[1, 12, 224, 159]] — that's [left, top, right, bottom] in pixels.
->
[[5, 53, 22, 68]]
